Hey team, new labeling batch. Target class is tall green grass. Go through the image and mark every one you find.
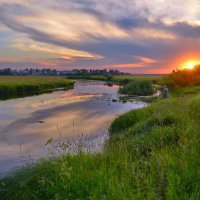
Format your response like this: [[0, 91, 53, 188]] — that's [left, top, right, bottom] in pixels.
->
[[0, 90, 199, 199], [119, 79, 154, 96], [0, 76, 74, 99]]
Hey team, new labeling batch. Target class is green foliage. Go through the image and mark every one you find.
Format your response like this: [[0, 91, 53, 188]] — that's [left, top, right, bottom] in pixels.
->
[[103, 75, 113, 81], [119, 79, 154, 95], [188, 94, 200, 122], [0, 88, 200, 199], [0, 76, 74, 99], [161, 65, 200, 88], [109, 107, 151, 134]]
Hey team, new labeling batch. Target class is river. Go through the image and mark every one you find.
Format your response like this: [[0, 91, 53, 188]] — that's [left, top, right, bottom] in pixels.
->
[[0, 80, 147, 175]]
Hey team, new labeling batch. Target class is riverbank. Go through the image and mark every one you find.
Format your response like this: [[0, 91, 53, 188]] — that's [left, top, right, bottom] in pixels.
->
[[0, 84, 199, 199], [68, 75, 161, 97], [69, 75, 160, 97], [67, 74, 160, 85], [0, 76, 74, 100]]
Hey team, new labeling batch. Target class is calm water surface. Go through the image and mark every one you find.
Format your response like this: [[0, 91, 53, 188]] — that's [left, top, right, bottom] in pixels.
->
[[0, 81, 147, 175]]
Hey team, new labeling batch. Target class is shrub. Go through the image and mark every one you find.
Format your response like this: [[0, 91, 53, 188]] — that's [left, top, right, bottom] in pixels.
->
[[119, 79, 154, 96], [162, 65, 200, 87]]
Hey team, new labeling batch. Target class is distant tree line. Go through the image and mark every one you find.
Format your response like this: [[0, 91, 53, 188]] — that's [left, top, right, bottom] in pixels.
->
[[0, 68, 130, 76], [0, 68, 58, 76], [70, 69, 130, 76], [0, 68, 13, 75]]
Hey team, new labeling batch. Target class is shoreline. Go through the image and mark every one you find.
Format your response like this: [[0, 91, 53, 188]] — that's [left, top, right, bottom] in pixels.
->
[[0, 76, 74, 100]]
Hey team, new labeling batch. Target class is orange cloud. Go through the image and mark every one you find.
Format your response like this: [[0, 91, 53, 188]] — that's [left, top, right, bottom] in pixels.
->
[[11, 42, 103, 60], [136, 56, 159, 63], [0, 57, 18, 62], [111, 56, 159, 68], [131, 28, 176, 40]]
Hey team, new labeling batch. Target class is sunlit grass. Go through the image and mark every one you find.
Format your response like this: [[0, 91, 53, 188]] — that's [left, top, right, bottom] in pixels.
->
[[0, 76, 74, 99], [160, 65, 200, 87]]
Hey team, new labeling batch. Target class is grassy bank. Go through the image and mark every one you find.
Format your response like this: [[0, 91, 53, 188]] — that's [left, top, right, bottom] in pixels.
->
[[0, 76, 74, 100], [119, 79, 154, 96], [0, 86, 199, 199]]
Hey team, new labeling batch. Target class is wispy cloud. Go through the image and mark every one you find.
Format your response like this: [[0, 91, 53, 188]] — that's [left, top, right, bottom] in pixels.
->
[[11, 42, 103, 60], [110, 56, 160, 69]]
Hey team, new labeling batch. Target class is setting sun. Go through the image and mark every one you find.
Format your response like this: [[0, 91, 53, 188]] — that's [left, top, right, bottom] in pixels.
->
[[186, 63, 195, 69], [181, 60, 200, 70]]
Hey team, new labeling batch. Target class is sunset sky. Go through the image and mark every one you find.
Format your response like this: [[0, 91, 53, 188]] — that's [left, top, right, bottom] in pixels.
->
[[0, 0, 200, 73]]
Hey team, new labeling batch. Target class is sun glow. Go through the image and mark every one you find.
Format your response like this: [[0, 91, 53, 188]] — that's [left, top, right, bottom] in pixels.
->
[[186, 63, 195, 69], [181, 60, 199, 70]]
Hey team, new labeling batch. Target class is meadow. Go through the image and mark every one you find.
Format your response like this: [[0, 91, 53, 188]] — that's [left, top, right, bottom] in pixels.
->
[[0, 70, 200, 199], [0, 76, 74, 99]]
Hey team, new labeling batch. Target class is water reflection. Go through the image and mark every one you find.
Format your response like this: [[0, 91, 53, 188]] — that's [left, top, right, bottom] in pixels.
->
[[0, 81, 147, 175]]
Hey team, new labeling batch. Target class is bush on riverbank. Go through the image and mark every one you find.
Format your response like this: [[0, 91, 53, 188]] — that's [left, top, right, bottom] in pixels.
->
[[161, 65, 200, 88], [0, 76, 74, 99], [119, 79, 154, 96], [1, 87, 199, 199]]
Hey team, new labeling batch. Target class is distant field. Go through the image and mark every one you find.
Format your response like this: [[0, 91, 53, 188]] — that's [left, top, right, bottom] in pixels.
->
[[0, 76, 74, 99], [113, 74, 162, 80], [0, 76, 71, 84], [67, 74, 162, 84]]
